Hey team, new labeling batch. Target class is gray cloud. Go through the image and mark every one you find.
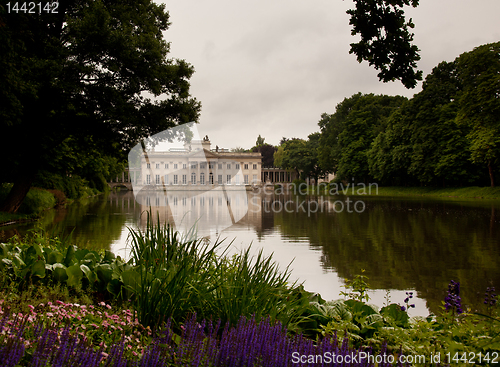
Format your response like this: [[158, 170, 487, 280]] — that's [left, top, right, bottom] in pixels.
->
[[161, 0, 500, 148]]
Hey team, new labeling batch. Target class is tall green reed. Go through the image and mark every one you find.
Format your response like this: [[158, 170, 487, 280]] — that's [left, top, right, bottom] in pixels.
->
[[126, 212, 221, 329], [126, 211, 305, 331], [206, 248, 299, 328]]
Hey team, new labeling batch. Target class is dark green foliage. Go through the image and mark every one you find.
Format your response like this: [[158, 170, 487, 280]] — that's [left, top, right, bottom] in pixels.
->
[[456, 42, 500, 187], [276, 134, 327, 182], [251, 143, 277, 168], [319, 42, 500, 187], [347, 0, 422, 88], [0, 0, 200, 212], [319, 93, 407, 183]]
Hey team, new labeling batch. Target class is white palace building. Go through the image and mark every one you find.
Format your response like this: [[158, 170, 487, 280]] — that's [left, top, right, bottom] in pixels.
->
[[130, 136, 263, 191]]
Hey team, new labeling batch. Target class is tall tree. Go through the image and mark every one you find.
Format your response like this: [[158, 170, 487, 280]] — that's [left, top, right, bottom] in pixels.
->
[[276, 135, 325, 182], [0, 0, 201, 212], [252, 143, 277, 168], [255, 135, 265, 147], [347, 0, 422, 88], [320, 93, 406, 183], [317, 94, 364, 174], [456, 42, 500, 187]]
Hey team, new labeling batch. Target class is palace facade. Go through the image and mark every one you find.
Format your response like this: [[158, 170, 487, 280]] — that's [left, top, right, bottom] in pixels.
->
[[132, 137, 262, 190]]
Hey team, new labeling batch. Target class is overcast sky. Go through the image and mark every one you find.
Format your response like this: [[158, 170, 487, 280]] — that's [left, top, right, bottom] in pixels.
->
[[158, 0, 500, 150]]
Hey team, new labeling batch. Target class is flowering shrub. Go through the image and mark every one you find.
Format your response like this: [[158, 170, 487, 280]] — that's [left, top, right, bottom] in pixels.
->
[[0, 300, 152, 365]]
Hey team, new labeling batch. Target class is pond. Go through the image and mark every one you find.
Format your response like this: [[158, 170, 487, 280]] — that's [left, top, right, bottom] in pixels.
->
[[2, 189, 500, 317]]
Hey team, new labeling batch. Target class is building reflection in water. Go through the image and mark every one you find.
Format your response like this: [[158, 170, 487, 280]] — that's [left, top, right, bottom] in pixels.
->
[[134, 188, 263, 238]]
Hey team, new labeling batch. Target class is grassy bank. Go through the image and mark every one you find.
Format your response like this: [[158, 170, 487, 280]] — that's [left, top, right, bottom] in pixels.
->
[[363, 186, 500, 199], [0, 185, 58, 225], [0, 181, 107, 225], [300, 184, 500, 200]]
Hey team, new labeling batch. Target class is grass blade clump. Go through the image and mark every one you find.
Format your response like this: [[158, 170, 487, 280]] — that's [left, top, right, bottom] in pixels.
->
[[127, 211, 221, 329], [127, 211, 304, 331]]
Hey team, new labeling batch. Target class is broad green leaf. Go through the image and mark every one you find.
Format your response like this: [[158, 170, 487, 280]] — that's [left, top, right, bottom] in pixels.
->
[[380, 303, 410, 328], [31, 259, 46, 278], [66, 264, 83, 287], [74, 249, 90, 262], [83, 252, 98, 264], [64, 245, 76, 267], [47, 250, 64, 265], [12, 254, 26, 269], [24, 246, 38, 266], [107, 278, 122, 297], [80, 264, 97, 284], [103, 250, 116, 263], [0, 243, 9, 256], [52, 263, 68, 282], [95, 264, 113, 284], [32, 243, 43, 257]]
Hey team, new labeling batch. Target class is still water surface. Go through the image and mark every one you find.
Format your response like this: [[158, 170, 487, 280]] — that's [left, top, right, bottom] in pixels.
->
[[2, 190, 500, 316]]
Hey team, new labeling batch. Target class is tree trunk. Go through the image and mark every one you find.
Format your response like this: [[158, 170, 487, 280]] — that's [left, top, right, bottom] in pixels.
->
[[489, 160, 495, 188], [0, 171, 37, 213]]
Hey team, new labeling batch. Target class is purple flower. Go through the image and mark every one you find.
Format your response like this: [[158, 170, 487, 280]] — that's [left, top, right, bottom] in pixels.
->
[[444, 280, 463, 314]]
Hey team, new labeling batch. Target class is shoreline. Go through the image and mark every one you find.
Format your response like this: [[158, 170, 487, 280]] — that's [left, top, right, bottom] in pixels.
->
[[301, 185, 500, 200]]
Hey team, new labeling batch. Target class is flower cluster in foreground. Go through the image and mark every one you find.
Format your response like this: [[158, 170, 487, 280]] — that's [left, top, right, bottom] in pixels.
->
[[0, 300, 407, 367]]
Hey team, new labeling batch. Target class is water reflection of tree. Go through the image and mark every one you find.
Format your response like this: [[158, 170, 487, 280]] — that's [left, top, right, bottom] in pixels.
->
[[44, 193, 133, 251], [272, 197, 500, 314]]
